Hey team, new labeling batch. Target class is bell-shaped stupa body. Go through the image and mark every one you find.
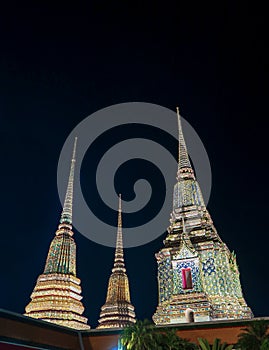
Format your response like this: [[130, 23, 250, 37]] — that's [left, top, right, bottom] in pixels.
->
[[25, 138, 90, 330], [152, 108, 253, 324], [97, 195, 136, 329]]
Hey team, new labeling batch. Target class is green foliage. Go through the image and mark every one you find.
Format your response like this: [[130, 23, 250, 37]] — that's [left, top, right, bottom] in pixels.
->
[[158, 328, 198, 350], [261, 337, 269, 350], [120, 320, 159, 350], [235, 320, 269, 350], [120, 320, 198, 350], [198, 338, 233, 350]]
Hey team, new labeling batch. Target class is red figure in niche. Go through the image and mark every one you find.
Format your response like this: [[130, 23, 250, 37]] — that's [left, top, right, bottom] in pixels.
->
[[182, 267, 193, 289]]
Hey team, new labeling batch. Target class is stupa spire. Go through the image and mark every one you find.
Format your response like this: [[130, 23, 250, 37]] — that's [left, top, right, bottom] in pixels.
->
[[153, 109, 253, 325], [112, 194, 126, 273], [97, 195, 136, 329], [176, 107, 195, 180], [25, 138, 90, 330], [60, 137, 77, 226]]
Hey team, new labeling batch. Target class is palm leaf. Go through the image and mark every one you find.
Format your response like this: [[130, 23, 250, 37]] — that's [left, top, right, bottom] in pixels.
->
[[198, 337, 211, 350]]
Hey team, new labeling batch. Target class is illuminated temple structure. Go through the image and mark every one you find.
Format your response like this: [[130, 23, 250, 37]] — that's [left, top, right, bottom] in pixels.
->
[[25, 138, 90, 330], [97, 195, 136, 329], [153, 108, 253, 325]]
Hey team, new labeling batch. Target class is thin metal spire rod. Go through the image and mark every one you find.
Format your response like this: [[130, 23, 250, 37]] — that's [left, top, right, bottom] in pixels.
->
[[116, 194, 123, 250], [176, 107, 192, 169], [112, 194, 126, 272], [60, 137, 77, 225]]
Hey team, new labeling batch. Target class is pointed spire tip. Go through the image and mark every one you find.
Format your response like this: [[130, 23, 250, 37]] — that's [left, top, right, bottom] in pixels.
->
[[72, 137, 78, 161], [176, 105, 194, 176], [59, 137, 77, 227], [118, 194, 122, 210]]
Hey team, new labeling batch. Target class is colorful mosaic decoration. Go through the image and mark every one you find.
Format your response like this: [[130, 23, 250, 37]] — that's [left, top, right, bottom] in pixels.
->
[[24, 138, 90, 330], [97, 195, 136, 329], [152, 108, 253, 325]]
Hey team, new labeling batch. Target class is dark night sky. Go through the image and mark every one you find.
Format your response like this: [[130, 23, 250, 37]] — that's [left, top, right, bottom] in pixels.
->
[[0, 2, 268, 328]]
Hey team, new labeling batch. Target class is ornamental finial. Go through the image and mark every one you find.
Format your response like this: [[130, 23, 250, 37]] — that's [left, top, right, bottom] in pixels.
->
[[112, 194, 125, 272], [176, 107, 194, 179], [59, 137, 77, 226], [117, 194, 122, 241]]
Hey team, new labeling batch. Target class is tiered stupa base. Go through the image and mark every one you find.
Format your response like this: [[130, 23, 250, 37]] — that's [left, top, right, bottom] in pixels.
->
[[97, 302, 136, 329], [153, 293, 253, 325], [25, 273, 90, 330]]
